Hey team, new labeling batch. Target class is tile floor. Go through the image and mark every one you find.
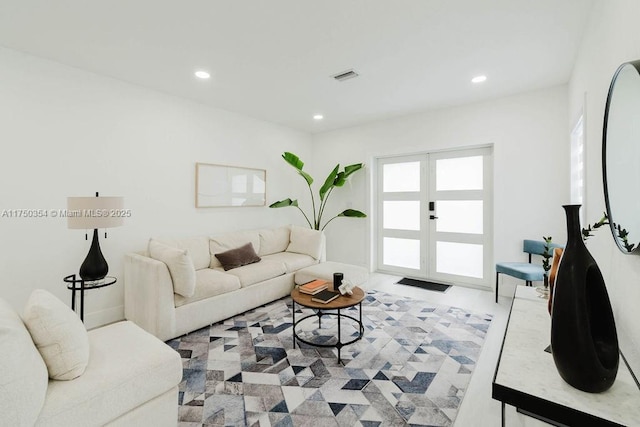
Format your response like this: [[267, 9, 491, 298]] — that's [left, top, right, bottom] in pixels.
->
[[366, 273, 549, 427]]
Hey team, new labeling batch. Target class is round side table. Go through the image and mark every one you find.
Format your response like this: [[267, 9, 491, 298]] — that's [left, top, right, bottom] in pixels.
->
[[291, 286, 365, 364], [64, 274, 116, 322]]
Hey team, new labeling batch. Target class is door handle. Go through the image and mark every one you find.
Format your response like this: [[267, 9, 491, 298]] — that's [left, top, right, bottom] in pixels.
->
[[430, 215, 438, 220]]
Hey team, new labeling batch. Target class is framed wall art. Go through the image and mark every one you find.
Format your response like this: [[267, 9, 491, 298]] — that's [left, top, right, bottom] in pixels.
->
[[195, 163, 266, 207]]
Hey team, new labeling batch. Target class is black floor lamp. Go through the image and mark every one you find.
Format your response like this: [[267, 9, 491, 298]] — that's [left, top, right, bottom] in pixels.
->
[[67, 192, 124, 281]]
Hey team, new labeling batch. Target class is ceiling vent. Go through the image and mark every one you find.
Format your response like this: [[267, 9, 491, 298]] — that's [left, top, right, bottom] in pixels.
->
[[332, 69, 359, 82]]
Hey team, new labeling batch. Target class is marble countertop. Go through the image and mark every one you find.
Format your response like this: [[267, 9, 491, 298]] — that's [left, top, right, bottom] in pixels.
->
[[493, 286, 640, 425]]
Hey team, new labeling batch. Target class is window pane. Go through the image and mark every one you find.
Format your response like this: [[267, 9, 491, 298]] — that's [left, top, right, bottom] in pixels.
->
[[383, 237, 420, 269], [383, 201, 420, 231], [436, 156, 483, 191], [436, 242, 483, 278], [436, 201, 483, 234], [383, 162, 420, 192]]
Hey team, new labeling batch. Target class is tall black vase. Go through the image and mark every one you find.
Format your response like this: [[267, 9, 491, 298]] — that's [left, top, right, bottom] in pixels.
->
[[550, 204, 619, 393]]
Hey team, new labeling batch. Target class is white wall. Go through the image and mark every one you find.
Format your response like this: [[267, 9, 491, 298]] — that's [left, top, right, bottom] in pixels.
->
[[312, 85, 569, 294], [0, 47, 312, 328], [568, 0, 640, 379]]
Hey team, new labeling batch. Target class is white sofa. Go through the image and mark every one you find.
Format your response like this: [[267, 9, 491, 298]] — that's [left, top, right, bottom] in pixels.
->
[[124, 225, 326, 341], [0, 296, 182, 427]]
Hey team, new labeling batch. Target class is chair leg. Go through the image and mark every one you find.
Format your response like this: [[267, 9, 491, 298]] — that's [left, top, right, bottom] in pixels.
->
[[526, 280, 532, 287], [495, 272, 499, 303]]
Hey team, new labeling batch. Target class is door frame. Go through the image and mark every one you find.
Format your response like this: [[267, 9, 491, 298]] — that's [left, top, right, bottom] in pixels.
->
[[373, 145, 493, 289]]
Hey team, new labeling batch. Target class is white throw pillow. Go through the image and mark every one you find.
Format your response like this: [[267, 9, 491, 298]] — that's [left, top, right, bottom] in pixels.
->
[[286, 225, 324, 260], [149, 239, 196, 297], [0, 298, 48, 426], [22, 289, 90, 381]]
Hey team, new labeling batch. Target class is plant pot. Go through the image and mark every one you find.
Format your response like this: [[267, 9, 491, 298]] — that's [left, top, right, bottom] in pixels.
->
[[550, 205, 619, 393]]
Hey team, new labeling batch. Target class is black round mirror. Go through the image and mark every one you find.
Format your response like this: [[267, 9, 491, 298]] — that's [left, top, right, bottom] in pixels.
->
[[603, 60, 640, 254]]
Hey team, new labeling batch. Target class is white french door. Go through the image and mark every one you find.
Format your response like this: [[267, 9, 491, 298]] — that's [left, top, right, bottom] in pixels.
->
[[376, 147, 493, 288]]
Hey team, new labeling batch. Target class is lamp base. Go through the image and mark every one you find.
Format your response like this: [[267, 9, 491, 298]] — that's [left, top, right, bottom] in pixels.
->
[[79, 229, 108, 281]]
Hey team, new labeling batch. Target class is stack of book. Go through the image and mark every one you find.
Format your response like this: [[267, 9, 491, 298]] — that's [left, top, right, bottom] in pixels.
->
[[298, 279, 328, 295]]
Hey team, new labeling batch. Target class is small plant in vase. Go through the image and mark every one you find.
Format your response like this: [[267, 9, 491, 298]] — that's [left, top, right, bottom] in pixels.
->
[[540, 236, 553, 297]]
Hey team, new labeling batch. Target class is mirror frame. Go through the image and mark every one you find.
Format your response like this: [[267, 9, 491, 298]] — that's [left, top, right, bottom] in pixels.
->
[[602, 59, 640, 255]]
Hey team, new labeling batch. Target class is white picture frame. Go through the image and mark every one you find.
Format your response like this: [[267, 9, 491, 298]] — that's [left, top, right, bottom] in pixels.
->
[[195, 162, 266, 207]]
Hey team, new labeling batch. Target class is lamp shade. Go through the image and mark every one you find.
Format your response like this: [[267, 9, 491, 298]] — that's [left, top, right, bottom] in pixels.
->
[[67, 196, 124, 229]]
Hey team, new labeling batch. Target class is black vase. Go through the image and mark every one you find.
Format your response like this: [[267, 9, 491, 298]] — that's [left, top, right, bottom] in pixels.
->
[[550, 204, 619, 393]]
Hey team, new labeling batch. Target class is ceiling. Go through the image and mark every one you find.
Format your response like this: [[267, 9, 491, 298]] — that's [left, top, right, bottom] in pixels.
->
[[0, 0, 594, 133]]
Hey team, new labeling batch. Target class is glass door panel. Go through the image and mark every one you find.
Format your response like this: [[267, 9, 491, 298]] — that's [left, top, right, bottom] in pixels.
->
[[436, 200, 483, 234], [436, 241, 484, 279], [436, 156, 483, 190], [383, 237, 421, 270], [383, 162, 421, 192], [383, 201, 420, 230]]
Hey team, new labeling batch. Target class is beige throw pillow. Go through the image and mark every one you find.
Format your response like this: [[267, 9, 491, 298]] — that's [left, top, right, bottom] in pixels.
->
[[22, 289, 90, 380], [149, 239, 196, 297], [286, 225, 323, 260]]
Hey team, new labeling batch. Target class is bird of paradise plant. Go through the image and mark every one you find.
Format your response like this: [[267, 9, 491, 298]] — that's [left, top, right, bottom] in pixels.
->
[[269, 152, 366, 230]]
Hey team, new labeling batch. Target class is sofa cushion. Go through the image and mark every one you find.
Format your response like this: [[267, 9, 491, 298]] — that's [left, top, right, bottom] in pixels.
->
[[258, 226, 291, 256], [215, 242, 261, 271], [37, 321, 182, 426], [23, 289, 90, 381], [218, 260, 286, 287], [286, 225, 324, 260], [210, 230, 261, 268], [178, 237, 211, 270], [153, 236, 210, 270], [0, 298, 48, 427], [148, 239, 196, 298], [262, 252, 317, 273], [174, 269, 242, 307]]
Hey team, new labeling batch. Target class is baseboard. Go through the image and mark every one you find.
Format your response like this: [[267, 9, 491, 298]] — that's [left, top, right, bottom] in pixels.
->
[[85, 305, 125, 330]]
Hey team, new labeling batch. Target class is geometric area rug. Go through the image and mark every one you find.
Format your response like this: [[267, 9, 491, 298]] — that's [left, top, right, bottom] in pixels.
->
[[167, 290, 492, 426]]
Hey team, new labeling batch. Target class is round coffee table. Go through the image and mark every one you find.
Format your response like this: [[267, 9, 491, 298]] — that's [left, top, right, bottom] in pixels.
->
[[291, 286, 365, 364]]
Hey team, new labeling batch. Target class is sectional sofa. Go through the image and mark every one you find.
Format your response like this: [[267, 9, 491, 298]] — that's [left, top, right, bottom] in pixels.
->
[[0, 292, 181, 427], [124, 225, 326, 341]]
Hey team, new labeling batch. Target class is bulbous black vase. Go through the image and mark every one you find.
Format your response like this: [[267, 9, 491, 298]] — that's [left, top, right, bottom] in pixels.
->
[[550, 205, 619, 393]]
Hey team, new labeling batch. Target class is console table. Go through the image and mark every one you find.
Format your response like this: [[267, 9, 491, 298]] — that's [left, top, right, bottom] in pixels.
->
[[492, 286, 640, 426]]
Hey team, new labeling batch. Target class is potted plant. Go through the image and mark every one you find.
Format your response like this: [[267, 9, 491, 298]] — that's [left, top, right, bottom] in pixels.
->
[[269, 152, 366, 230], [542, 236, 553, 294]]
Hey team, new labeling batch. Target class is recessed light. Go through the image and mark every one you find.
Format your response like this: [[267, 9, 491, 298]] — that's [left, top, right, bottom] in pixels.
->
[[471, 75, 487, 84], [195, 70, 210, 79], [313, 114, 324, 120]]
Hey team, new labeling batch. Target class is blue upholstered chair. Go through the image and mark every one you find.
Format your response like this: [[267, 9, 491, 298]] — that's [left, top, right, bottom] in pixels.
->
[[495, 239, 562, 303]]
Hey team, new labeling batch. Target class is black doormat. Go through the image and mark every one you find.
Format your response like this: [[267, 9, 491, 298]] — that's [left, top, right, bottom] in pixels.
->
[[397, 277, 451, 293]]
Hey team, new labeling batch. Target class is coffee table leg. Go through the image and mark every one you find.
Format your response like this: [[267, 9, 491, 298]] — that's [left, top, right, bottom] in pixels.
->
[[337, 308, 342, 364], [292, 300, 296, 349]]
